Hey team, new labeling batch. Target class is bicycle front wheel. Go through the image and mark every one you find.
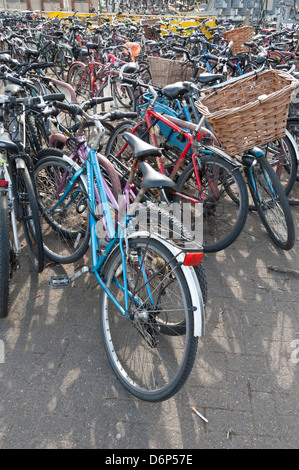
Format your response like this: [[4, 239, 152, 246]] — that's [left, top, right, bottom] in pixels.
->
[[100, 236, 199, 402], [16, 167, 44, 273], [247, 155, 295, 250], [67, 63, 91, 102], [261, 135, 298, 196]]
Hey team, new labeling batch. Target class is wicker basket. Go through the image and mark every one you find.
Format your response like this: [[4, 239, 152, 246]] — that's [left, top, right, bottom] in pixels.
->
[[195, 69, 298, 156], [149, 56, 196, 88], [222, 26, 254, 55]]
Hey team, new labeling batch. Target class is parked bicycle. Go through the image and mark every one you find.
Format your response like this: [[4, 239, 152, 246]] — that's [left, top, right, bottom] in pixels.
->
[[33, 97, 206, 402]]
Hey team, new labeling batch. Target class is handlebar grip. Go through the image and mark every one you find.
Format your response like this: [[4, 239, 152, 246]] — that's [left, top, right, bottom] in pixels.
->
[[119, 112, 138, 119], [121, 77, 138, 85], [203, 53, 220, 61], [43, 93, 65, 102], [5, 75, 22, 85], [89, 96, 113, 105], [107, 111, 138, 121], [55, 101, 82, 115], [30, 62, 54, 69]]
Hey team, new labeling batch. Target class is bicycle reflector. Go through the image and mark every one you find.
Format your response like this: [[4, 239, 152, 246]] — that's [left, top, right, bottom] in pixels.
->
[[183, 253, 203, 266], [0, 180, 8, 188]]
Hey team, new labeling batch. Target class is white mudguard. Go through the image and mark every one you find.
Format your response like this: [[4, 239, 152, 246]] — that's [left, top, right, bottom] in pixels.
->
[[286, 130, 299, 165]]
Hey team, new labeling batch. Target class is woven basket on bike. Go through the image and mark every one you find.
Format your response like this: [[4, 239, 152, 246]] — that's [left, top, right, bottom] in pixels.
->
[[148, 56, 199, 88], [195, 69, 299, 157], [222, 26, 254, 55]]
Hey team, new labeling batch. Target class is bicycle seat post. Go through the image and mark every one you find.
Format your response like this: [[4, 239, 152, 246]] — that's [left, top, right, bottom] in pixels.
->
[[195, 115, 206, 134]]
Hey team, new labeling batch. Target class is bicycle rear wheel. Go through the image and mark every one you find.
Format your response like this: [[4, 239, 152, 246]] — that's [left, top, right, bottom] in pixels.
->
[[100, 236, 199, 402], [34, 157, 90, 264], [246, 155, 295, 250], [174, 153, 249, 253]]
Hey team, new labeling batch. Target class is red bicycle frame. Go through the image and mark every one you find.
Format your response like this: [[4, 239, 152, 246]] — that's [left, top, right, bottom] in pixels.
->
[[111, 103, 220, 203]]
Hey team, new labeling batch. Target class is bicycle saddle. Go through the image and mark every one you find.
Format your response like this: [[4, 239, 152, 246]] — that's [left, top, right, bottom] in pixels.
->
[[123, 132, 161, 159], [0, 132, 19, 154], [86, 43, 99, 50], [22, 48, 39, 58], [137, 161, 176, 189], [162, 82, 189, 99], [197, 73, 224, 84], [122, 133, 176, 189], [69, 25, 82, 31]]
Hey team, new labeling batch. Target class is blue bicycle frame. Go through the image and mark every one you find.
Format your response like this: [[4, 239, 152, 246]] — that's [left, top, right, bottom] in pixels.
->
[[49, 146, 146, 316]]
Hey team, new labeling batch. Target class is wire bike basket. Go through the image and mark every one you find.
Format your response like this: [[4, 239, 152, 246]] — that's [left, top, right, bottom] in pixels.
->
[[195, 69, 299, 156], [222, 26, 254, 55], [148, 56, 196, 88]]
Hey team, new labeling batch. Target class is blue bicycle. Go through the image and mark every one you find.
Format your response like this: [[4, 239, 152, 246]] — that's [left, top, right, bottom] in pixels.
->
[[34, 100, 205, 402]]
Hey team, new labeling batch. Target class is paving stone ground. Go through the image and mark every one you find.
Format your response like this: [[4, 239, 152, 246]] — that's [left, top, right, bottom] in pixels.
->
[[0, 183, 298, 450]]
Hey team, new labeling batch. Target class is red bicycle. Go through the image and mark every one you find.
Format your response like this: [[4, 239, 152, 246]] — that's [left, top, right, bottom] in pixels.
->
[[67, 48, 137, 112], [105, 85, 249, 253]]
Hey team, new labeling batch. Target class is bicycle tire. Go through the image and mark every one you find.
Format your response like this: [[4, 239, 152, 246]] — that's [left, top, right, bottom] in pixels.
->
[[53, 46, 74, 82], [111, 77, 136, 112], [100, 236, 198, 402], [67, 63, 91, 102], [95, 78, 136, 114], [246, 155, 295, 250], [261, 134, 298, 197], [174, 153, 249, 253], [105, 119, 138, 157], [35, 147, 122, 205], [0, 193, 10, 318], [15, 166, 44, 273], [34, 156, 90, 264], [26, 114, 42, 154], [34, 148, 67, 164]]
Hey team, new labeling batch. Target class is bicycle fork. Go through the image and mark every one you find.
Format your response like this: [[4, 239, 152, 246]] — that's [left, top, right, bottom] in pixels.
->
[[242, 152, 276, 204]]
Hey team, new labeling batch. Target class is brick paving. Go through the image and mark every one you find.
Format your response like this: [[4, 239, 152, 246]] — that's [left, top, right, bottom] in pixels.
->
[[0, 184, 298, 449]]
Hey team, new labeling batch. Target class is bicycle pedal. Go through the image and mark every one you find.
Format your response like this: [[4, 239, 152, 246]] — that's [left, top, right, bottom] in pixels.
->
[[49, 275, 70, 289]]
